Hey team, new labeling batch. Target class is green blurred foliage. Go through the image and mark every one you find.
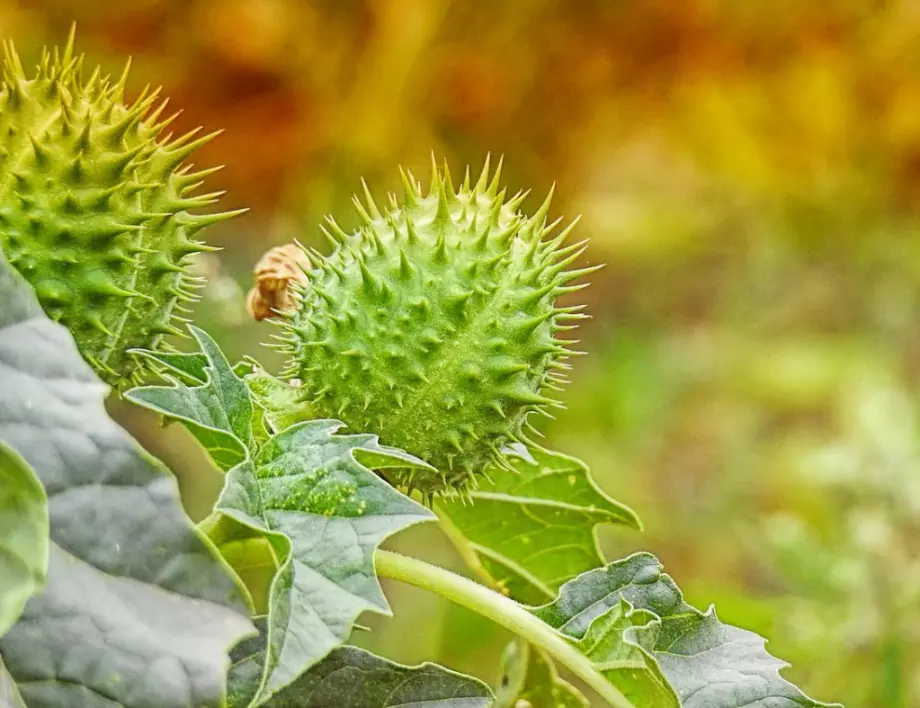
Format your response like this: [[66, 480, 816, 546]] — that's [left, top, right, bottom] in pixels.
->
[[6, 1, 920, 705]]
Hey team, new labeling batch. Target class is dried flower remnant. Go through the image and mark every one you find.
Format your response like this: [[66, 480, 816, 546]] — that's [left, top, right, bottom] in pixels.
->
[[246, 243, 311, 320]]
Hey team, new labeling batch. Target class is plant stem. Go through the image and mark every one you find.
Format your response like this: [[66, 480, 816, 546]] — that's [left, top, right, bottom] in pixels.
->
[[374, 549, 635, 708]]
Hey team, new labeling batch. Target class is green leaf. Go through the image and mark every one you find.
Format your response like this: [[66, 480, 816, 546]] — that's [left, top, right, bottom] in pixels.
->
[[495, 640, 587, 708], [214, 420, 436, 703], [0, 257, 254, 707], [0, 443, 47, 638], [531, 552, 841, 708], [129, 326, 444, 702], [230, 620, 493, 708], [570, 598, 678, 706], [127, 326, 256, 470], [437, 444, 641, 604], [268, 646, 494, 708]]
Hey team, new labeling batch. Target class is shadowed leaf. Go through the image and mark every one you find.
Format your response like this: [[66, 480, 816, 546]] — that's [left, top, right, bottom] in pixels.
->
[[0, 256, 254, 708]]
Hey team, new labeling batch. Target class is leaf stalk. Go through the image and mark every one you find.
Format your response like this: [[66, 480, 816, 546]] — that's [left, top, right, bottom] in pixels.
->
[[374, 549, 635, 708]]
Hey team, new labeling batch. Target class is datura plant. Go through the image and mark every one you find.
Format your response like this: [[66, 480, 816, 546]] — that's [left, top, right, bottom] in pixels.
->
[[0, 33, 842, 708]]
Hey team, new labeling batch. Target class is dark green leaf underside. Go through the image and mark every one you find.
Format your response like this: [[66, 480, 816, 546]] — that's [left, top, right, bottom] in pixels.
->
[[230, 621, 493, 708]]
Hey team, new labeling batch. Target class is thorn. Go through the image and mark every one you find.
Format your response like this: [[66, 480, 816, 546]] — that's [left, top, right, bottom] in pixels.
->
[[352, 194, 373, 225], [357, 254, 378, 294], [360, 177, 382, 220], [531, 183, 555, 234], [324, 215, 350, 242], [486, 155, 504, 197], [434, 231, 448, 262], [442, 159, 457, 202], [555, 263, 605, 285], [319, 225, 341, 250], [405, 217, 420, 245], [28, 134, 50, 166], [398, 247, 414, 279], [474, 153, 491, 195], [399, 165, 419, 207]]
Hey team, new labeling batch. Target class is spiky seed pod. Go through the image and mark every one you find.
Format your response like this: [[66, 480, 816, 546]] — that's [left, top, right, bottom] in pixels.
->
[[280, 158, 598, 498], [0, 31, 243, 386]]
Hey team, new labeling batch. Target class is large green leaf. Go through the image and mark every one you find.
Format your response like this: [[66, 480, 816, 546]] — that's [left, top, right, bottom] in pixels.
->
[[494, 640, 587, 708], [0, 258, 254, 707], [214, 421, 435, 703], [128, 329, 436, 703], [531, 552, 841, 708], [0, 443, 47, 638], [128, 329, 440, 704], [437, 444, 640, 604], [230, 620, 493, 708]]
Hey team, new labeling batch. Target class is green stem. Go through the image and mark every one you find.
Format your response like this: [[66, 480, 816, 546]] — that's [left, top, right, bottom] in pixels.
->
[[375, 549, 635, 708]]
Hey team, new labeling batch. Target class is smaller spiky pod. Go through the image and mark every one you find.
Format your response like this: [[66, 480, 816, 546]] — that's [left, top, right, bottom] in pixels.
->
[[0, 30, 243, 386], [279, 158, 598, 498]]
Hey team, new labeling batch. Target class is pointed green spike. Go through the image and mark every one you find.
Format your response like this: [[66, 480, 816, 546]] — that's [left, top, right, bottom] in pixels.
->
[[555, 263, 605, 285], [486, 154, 504, 197], [352, 194, 373, 225], [427, 152, 442, 197], [325, 215, 350, 242], [360, 177, 382, 220], [398, 165, 419, 206], [398, 247, 415, 279], [546, 242, 590, 275], [474, 153, 492, 195], [319, 225, 341, 250], [441, 159, 458, 203], [530, 183, 555, 232]]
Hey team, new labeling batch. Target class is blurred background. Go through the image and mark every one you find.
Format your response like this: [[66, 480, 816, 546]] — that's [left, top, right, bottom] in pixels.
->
[[4, 1, 919, 705]]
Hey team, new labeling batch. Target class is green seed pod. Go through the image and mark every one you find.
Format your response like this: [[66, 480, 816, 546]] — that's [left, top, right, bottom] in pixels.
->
[[0, 31, 242, 386], [280, 158, 598, 497]]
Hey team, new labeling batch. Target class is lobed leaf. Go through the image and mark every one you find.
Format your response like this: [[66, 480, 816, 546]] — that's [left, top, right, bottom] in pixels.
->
[[230, 620, 493, 708], [128, 330, 439, 704], [0, 443, 47, 638], [0, 256, 254, 707], [127, 327, 256, 470], [215, 421, 435, 703], [437, 444, 640, 604], [532, 552, 842, 708]]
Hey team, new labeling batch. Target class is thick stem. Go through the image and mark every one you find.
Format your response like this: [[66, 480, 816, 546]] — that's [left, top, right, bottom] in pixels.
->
[[375, 549, 635, 708]]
